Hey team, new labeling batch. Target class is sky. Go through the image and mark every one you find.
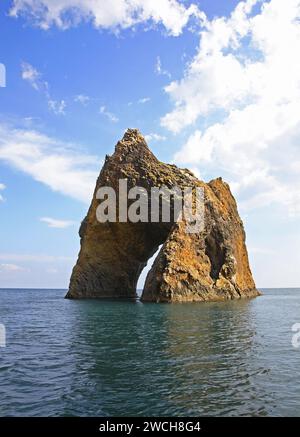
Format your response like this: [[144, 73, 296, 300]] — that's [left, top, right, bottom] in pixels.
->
[[0, 0, 299, 289]]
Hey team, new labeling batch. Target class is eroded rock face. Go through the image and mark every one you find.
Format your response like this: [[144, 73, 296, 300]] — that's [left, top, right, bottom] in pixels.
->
[[66, 129, 260, 302]]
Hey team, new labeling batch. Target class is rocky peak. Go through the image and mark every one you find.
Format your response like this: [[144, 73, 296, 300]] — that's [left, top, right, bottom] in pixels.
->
[[114, 128, 149, 157], [121, 128, 146, 145]]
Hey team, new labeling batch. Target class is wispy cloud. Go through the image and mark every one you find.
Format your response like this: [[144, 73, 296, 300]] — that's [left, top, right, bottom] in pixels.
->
[[74, 94, 90, 106], [138, 97, 151, 104], [0, 253, 73, 262], [155, 56, 171, 78], [0, 263, 27, 272], [21, 61, 66, 115], [21, 62, 47, 91], [128, 97, 151, 106], [145, 133, 167, 142], [99, 106, 119, 123], [40, 217, 76, 229], [48, 99, 66, 115], [0, 123, 100, 203]]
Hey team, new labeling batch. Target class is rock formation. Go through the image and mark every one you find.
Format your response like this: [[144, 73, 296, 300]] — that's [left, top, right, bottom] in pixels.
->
[[66, 129, 260, 302]]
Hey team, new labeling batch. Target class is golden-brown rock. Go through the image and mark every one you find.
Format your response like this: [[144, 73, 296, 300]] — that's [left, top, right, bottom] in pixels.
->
[[66, 129, 260, 302]]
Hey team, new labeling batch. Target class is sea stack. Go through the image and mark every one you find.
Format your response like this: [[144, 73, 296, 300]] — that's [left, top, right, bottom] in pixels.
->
[[66, 129, 259, 302]]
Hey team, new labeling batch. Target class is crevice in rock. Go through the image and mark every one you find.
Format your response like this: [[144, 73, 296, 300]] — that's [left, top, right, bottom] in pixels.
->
[[205, 233, 225, 280]]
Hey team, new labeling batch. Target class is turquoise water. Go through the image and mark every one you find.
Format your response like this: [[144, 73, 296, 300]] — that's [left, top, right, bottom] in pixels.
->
[[0, 288, 299, 417]]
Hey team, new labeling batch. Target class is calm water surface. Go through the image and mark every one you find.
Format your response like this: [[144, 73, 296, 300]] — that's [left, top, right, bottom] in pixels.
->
[[0, 288, 299, 417]]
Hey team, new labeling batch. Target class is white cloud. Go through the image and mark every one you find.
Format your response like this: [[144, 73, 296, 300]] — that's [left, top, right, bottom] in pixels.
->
[[0, 263, 27, 272], [40, 217, 76, 228], [0, 123, 99, 203], [128, 97, 151, 106], [155, 56, 171, 78], [9, 0, 205, 36], [74, 94, 90, 105], [0, 253, 73, 262], [99, 106, 119, 123], [175, 130, 211, 162], [161, 0, 259, 132], [0, 183, 5, 202], [22, 116, 40, 126], [189, 167, 202, 179], [21, 61, 46, 91], [48, 99, 66, 115], [21, 62, 66, 115], [164, 0, 300, 215], [138, 97, 151, 104], [145, 133, 167, 142]]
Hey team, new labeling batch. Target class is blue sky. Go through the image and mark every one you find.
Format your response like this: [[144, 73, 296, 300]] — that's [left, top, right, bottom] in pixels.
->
[[0, 0, 299, 289]]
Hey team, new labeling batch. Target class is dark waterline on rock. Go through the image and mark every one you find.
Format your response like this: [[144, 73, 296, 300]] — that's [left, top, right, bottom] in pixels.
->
[[0, 288, 299, 416]]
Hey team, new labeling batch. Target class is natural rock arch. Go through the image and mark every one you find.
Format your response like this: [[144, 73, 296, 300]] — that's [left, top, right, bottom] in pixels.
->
[[66, 129, 259, 302]]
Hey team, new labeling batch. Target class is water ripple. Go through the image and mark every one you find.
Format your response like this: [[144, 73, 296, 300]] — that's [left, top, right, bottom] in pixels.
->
[[0, 288, 299, 416]]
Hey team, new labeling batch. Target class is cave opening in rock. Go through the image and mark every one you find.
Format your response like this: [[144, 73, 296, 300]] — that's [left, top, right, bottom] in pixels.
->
[[205, 234, 225, 280]]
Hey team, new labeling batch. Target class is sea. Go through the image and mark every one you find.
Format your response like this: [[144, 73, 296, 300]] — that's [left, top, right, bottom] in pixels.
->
[[0, 288, 299, 417]]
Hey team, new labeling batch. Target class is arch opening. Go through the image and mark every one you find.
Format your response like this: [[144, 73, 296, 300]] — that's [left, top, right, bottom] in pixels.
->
[[136, 245, 163, 297]]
